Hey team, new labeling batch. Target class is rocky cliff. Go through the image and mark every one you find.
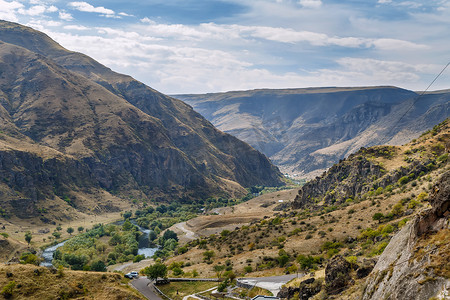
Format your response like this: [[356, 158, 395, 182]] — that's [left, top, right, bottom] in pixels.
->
[[293, 117, 449, 209], [362, 171, 449, 300]]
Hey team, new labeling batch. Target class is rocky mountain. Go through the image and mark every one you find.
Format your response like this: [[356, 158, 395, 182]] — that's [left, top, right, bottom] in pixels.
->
[[176, 87, 450, 178], [0, 21, 283, 221], [362, 171, 449, 300]]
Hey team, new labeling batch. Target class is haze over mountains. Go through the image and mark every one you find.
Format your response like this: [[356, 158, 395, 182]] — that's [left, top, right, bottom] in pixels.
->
[[176, 87, 450, 178], [0, 20, 283, 220]]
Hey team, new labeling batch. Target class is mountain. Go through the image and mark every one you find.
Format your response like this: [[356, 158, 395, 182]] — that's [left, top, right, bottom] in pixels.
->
[[166, 118, 449, 299], [175, 87, 450, 178], [0, 20, 283, 221]]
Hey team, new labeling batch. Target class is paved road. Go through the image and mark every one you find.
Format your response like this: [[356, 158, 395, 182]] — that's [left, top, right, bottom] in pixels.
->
[[131, 277, 163, 300], [237, 274, 301, 296]]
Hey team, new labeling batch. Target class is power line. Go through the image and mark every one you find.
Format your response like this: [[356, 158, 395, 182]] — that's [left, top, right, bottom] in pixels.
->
[[382, 61, 450, 144]]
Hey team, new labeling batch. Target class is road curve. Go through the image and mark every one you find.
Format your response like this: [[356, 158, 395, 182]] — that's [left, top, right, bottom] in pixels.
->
[[237, 274, 301, 295], [131, 277, 163, 300]]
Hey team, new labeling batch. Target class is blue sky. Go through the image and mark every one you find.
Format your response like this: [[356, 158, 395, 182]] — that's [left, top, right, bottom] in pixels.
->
[[1, 0, 449, 94]]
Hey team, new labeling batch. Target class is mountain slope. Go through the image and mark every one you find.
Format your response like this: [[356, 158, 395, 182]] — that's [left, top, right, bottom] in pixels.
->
[[176, 87, 450, 178], [0, 20, 283, 189], [0, 21, 284, 222]]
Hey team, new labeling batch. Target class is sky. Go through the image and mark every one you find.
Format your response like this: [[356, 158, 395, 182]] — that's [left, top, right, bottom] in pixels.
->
[[0, 0, 449, 94]]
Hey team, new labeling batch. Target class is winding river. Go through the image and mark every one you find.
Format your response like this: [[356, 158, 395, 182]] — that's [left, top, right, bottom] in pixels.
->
[[40, 221, 158, 267]]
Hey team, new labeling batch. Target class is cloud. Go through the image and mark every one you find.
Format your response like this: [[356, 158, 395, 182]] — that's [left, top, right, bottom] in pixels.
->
[[299, 0, 322, 9], [47, 5, 58, 13], [59, 11, 73, 21], [0, 0, 22, 22], [18, 5, 46, 16], [68, 1, 115, 16], [64, 24, 89, 30], [118, 12, 133, 17], [378, 0, 392, 3]]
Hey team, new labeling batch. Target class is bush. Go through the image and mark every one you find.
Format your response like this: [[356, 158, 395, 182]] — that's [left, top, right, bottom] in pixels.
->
[[398, 176, 410, 185], [372, 212, 384, 222], [1, 281, 16, 298], [244, 266, 253, 273], [90, 260, 107, 272], [297, 255, 322, 270]]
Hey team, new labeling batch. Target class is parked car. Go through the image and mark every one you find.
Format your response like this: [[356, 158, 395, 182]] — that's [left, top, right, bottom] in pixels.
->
[[125, 271, 139, 279]]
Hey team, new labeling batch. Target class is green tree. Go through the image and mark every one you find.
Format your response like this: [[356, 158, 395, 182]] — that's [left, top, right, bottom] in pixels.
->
[[372, 212, 384, 223], [24, 231, 32, 245], [162, 230, 178, 242], [67, 227, 74, 235], [77, 226, 84, 233], [56, 225, 62, 231], [203, 250, 215, 262], [142, 262, 168, 283], [149, 230, 157, 241], [91, 260, 107, 272], [52, 231, 61, 239], [123, 211, 132, 220]]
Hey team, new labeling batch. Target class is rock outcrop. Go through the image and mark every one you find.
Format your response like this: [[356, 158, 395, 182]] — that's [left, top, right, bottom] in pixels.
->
[[362, 171, 450, 300], [325, 255, 352, 295]]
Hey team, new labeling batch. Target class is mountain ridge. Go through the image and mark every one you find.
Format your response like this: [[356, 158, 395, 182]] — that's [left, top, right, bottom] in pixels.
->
[[0, 20, 284, 222], [175, 86, 450, 178]]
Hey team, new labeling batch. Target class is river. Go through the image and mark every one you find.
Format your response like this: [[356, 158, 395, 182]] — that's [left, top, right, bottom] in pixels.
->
[[40, 221, 158, 267]]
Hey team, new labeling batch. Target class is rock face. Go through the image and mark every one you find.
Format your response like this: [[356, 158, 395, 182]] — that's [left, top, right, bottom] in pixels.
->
[[277, 277, 322, 300], [176, 88, 450, 178], [356, 259, 376, 279], [292, 145, 439, 209], [325, 255, 352, 295], [0, 21, 284, 219], [362, 171, 450, 300]]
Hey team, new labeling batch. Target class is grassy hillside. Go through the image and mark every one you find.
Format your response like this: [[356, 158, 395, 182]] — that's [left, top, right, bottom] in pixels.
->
[[0, 264, 144, 299], [163, 119, 449, 283]]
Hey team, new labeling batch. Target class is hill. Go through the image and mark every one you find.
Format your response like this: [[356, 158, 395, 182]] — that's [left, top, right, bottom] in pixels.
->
[[0, 21, 283, 225], [175, 87, 450, 178], [0, 263, 144, 299], [164, 118, 448, 299]]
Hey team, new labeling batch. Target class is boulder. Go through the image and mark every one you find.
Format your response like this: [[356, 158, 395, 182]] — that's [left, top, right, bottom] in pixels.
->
[[298, 278, 322, 300], [277, 286, 298, 299], [325, 255, 352, 295]]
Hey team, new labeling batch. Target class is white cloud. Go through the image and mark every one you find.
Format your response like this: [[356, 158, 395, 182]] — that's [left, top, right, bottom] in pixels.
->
[[47, 5, 58, 12], [0, 0, 23, 21], [299, 0, 322, 9], [59, 11, 73, 21], [63, 24, 89, 30], [118, 12, 133, 17], [18, 5, 46, 16], [68, 1, 115, 16], [140, 17, 154, 24], [378, 0, 392, 3]]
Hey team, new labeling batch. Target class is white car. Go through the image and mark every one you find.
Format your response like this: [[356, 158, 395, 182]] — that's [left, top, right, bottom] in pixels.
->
[[125, 271, 139, 279]]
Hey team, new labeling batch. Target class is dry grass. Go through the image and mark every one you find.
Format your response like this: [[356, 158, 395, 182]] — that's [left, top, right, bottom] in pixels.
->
[[0, 263, 145, 299], [157, 281, 218, 300]]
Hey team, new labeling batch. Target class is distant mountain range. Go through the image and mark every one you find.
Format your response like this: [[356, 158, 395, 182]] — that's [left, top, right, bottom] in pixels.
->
[[0, 21, 283, 220], [176, 87, 450, 178]]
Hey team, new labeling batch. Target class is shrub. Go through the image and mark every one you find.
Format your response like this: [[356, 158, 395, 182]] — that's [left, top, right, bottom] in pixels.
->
[[398, 176, 410, 185], [372, 212, 384, 222], [244, 266, 253, 273], [297, 255, 322, 270], [1, 281, 16, 298]]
